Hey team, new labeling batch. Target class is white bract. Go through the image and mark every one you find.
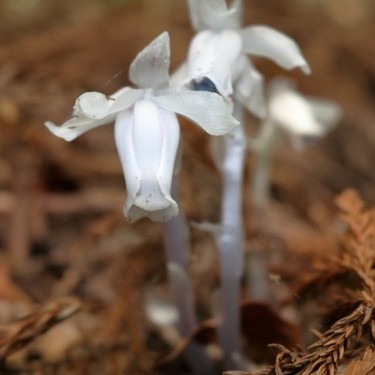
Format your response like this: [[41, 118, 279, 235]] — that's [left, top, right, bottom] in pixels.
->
[[184, 0, 311, 118], [45, 32, 238, 223]]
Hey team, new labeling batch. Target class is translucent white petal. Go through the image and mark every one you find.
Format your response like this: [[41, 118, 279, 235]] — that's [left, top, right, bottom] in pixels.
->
[[205, 0, 227, 13], [306, 97, 342, 131], [187, 0, 205, 31], [74, 88, 144, 119], [156, 109, 180, 207], [127, 203, 178, 223], [269, 88, 323, 136], [222, 0, 242, 29], [240, 26, 311, 74], [134, 171, 173, 212], [108, 88, 145, 114], [187, 29, 243, 99], [114, 108, 141, 208], [115, 100, 179, 223], [229, 0, 243, 22], [110, 86, 136, 99], [45, 113, 116, 142], [152, 91, 239, 136], [74, 92, 113, 119], [129, 32, 170, 90], [233, 55, 266, 119], [203, 0, 241, 30], [187, 0, 242, 31]]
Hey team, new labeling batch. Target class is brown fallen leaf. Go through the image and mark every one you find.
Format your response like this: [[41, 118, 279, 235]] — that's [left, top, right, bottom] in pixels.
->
[[0, 297, 81, 359]]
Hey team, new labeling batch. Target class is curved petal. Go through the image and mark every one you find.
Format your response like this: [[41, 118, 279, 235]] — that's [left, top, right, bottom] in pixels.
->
[[240, 26, 311, 74], [269, 88, 323, 136], [202, 0, 241, 30], [233, 55, 266, 119], [74, 92, 113, 119], [110, 86, 138, 99], [45, 113, 116, 142], [152, 91, 239, 136], [229, 0, 243, 25], [187, 29, 243, 99], [204, 0, 227, 13], [115, 100, 179, 223], [187, 0, 242, 31], [187, 0, 205, 31], [114, 108, 141, 215], [129, 32, 170, 91], [127, 203, 178, 223], [109, 88, 145, 114], [306, 97, 342, 131], [156, 109, 180, 209], [74, 88, 144, 119]]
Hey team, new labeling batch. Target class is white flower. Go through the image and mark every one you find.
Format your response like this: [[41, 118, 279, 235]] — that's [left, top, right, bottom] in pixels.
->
[[254, 78, 342, 152], [45, 32, 238, 223], [184, 0, 311, 118]]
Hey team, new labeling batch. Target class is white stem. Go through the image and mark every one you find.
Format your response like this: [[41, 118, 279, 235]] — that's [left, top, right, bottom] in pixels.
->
[[251, 150, 272, 208], [250, 121, 283, 209], [163, 178, 213, 375], [217, 100, 246, 370], [163, 180, 190, 271]]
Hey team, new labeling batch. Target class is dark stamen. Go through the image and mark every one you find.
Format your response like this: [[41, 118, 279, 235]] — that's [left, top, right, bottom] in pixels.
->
[[193, 77, 218, 93]]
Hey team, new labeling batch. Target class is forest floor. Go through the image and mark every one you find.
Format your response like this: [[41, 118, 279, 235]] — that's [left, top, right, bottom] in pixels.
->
[[1, 0, 375, 374]]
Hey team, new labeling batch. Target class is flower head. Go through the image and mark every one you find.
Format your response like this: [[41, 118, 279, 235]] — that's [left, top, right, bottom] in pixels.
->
[[257, 78, 342, 151], [184, 0, 311, 118], [45, 32, 238, 222]]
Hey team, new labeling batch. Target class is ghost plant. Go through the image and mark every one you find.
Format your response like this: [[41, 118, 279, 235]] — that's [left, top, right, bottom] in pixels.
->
[[46, 32, 238, 223], [45, 31, 238, 374], [174, 0, 311, 117], [249, 78, 342, 208], [179, 0, 311, 369]]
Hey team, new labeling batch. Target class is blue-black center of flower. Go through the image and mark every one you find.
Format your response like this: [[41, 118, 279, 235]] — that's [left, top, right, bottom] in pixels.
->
[[193, 77, 218, 93]]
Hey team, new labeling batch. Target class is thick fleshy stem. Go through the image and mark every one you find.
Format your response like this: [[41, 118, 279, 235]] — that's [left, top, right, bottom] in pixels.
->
[[217, 99, 246, 370], [163, 178, 213, 375]]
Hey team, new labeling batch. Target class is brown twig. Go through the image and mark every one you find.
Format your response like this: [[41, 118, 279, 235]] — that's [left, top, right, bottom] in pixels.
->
[[0, 297, 81, 359], [230, 189, 375, 375]]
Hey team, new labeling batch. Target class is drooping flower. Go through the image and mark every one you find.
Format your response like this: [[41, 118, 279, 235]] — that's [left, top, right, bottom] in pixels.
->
[[45, 32, 238, 223], [249, 78, 342, 208], [182, 0, 311, 118], [253, 78, 342, 152]]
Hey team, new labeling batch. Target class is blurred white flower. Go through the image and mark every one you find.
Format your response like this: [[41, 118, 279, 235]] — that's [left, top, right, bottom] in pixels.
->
[[249, 78, 342, 207], [184, 0, 311, 118], [45, 32, 238, 223], [264, 78, 342, 151]]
